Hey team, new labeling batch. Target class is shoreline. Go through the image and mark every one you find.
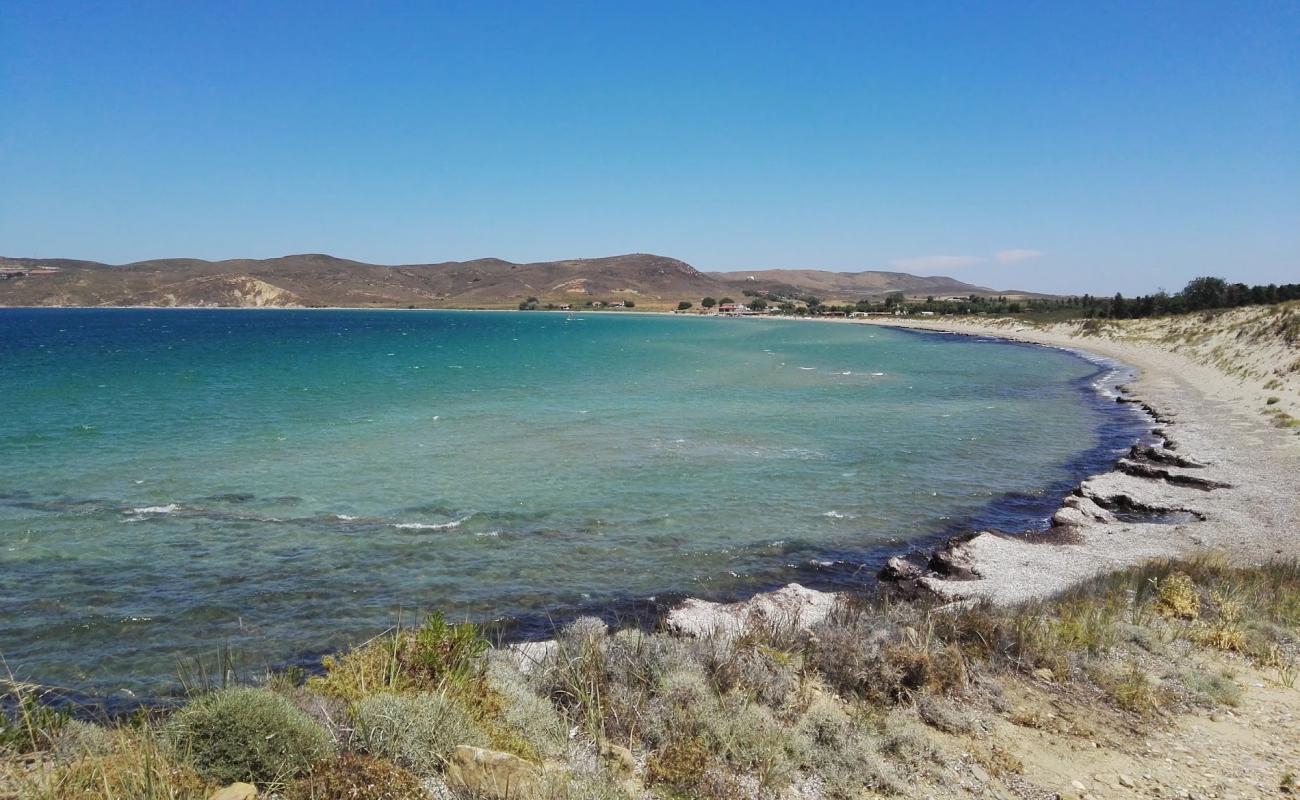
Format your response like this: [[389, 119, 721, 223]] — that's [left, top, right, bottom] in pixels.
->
[[3, 305, 1297, 699], [670, 311, 1299, 629]]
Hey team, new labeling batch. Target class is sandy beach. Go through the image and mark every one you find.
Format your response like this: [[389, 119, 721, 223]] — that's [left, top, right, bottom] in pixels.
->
[[670, 305, 1300, 629], [851, 311, 1300, 604]]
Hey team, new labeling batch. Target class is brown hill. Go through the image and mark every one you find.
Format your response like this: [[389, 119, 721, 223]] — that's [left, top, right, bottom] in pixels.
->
[[0, 253, 1048, 309], [0, 253, 734, 309], [707, 268, 1045, 300]]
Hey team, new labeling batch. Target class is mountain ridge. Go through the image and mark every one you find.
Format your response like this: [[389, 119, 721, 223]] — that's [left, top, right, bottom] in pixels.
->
[[0, 253, 1047, 309]]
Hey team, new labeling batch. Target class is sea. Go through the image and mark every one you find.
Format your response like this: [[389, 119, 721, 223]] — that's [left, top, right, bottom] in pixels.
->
[[0, 308, 1150, 700]]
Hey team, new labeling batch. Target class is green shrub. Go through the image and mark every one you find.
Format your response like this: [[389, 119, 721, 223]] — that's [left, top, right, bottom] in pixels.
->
[[309, 612, 490, 702], [486, 655, 569, 760], [170, 687, 331, 787], [710, 697, 801, 790], [351, 691, 487, 776], [0, 684, 69, 754]]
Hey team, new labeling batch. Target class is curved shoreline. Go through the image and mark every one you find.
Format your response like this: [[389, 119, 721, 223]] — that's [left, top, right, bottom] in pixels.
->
[[667, 313, 1300, 632], [4, 308, 1297, 705]]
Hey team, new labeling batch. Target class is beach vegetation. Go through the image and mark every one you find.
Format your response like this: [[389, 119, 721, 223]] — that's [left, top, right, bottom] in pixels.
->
[[351, 691, 487, 776], [4, 555, 1299, 798], [677, 300, 692, 310], [41, 724, 211, 800], [286, 753, 425, 800], [701, 296, 717, 308], [168, 687, 332, 787]]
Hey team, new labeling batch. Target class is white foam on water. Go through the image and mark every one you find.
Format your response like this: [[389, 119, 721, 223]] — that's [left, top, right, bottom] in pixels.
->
[[871, 372, 885, 376], [392, 516, 469, 531], [129, 504, 180, 515], [799, 366, 816, 370], [334, 514, 358, 521], [821, 510, 855, 519]]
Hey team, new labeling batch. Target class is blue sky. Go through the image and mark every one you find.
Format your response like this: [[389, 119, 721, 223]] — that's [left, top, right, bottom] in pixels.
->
[[2, 1, 1296, 294]]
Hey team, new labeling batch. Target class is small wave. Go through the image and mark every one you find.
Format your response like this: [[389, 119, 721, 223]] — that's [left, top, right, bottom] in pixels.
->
[[129, 504, 180, 515], [799, 366, 816, 370], [871, 372, 885, 376], [821, 510, 856, 519], [840, 371, 852, 375], [334, 514, 358, 521], [392, 516, 469, 531]]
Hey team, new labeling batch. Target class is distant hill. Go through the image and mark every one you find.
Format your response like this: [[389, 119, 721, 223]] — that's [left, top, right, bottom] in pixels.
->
[[0, 254, 1049, 309], [707, 269, 1049, 300]]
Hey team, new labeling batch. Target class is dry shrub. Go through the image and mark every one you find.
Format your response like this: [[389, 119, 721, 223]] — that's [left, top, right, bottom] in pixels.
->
[[971, 743, 1023, 777], [699, 634, 802, 707], [646, 734, 711, 792], [286, 753, 425, 800], [1156, 572, 1201, 620], [46, 726, 212, 800], [1181, 667, 1244, 708], [1092, 661, 1167, 717], [916, 693, 975, 734], [878, 714, 942, 776]]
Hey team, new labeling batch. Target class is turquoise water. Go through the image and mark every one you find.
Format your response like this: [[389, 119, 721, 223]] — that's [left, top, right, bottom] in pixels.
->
[[0, 309, 1144, 698]]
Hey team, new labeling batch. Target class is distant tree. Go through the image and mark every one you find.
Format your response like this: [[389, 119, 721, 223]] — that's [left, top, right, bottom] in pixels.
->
[[884, 292, 905, 308], [748, 298, 768, 311], [701, 297, 717, 308], [518, 296, 539, 311], [677, 301, 693, 310], [624, 299, 635, 308], [1182, 277, 1228, 311], [719, 297, 735, 305]]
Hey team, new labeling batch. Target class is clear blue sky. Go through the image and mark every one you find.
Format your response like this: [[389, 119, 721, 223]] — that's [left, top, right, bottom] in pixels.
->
[[2, 1, 1296, 294]]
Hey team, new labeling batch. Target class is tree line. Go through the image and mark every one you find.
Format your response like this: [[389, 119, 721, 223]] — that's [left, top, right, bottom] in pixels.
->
[[678, 276, 1299, 319]]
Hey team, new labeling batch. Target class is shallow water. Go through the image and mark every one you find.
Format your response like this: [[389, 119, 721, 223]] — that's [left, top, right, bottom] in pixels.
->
[[0, 309, 1148, 697]]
